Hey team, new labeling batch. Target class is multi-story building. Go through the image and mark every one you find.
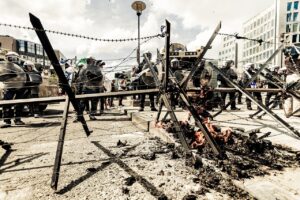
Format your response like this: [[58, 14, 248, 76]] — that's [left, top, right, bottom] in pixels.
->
[[242, 5, 276, 65], [218, 0, 300, 68], [0, 35, 66, 69], [218, 35, 237, 65], [241, 0, 300, 66], [284, 0, 300, 44]]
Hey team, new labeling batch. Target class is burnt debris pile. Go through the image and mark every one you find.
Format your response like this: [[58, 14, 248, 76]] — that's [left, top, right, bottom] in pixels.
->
[[163, 119, 300, 176], [157, 119, 300, 198]]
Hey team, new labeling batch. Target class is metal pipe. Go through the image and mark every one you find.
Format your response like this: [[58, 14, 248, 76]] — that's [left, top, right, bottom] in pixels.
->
[[137, 12, 141, 66]]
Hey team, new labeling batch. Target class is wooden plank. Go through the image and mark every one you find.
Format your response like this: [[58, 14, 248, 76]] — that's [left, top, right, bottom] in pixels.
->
[[29, 13, 91, 136], [0, 89, 159, 106], [51, 97, 70, 190], [180, 22, 222, 89], [209, 62, 300, 138]]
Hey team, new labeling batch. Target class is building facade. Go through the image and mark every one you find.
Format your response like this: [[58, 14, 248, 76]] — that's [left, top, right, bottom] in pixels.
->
[[0, 35, 66, 69], [242, 5, 276, 65], [218, 0, 300, 68], [284, 0, 300, 44], [218, 35, 237, 65], [242, 0, 300, 66]]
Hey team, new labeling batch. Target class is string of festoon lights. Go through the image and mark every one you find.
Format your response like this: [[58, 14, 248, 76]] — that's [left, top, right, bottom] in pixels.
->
[[0, 22, 163, 42]]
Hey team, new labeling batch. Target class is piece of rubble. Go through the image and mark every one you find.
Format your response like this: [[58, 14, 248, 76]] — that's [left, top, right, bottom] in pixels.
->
[[193, 155, 203, 169], [122, 187, 130, 194], [141, 152, 156, 160], [171, 150, 181, 159], [182, 194, 197, 200], [117, 140, 127, 147], [159, 182, 165, 187], [157, 170, 165, 176], [157, 195, 168, 200], [124, 176, 136, 186]]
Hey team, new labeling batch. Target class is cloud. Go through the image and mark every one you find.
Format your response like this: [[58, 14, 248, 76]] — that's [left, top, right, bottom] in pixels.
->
[[0, 0, 274, 67]]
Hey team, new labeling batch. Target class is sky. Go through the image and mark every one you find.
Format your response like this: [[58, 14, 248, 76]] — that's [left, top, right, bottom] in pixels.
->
[[0, 0, 275, 73]]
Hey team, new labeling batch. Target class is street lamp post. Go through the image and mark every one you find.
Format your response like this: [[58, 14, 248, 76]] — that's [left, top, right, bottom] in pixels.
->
[[131, 1, 146, 66]]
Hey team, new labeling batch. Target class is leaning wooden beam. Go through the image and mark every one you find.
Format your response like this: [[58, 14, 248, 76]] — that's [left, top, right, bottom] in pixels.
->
[[212, 45, 284, 119], [0, 89, 159, 106], [29, 13, 92, 136], [146, 50, 223, 156], [209, 62, 300, 138], [51, 97, 70, 190], [180, 21, 222, 89], [245, 44, 283, 87]]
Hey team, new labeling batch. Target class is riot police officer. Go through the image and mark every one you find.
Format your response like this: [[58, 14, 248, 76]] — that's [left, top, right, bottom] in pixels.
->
[[96, 60, 106, 113], [76, 57, 103, 121], [217, 60, 240, 110], [1, 52, 26, 128], [265, 65, 282, 108], [242, 63, 263, 110], [23, 61, 42, 118], [136, 51, 157, 111]]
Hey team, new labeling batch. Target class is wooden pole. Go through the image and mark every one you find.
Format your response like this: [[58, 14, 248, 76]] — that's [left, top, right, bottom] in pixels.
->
[[51, 97, 70, 190]]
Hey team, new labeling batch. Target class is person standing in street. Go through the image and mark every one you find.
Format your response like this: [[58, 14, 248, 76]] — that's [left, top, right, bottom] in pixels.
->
[[137, 51, 157, 111], [217, 60, 240, 110], [74, 56, 103, 121], [242, 63, 263, 110]]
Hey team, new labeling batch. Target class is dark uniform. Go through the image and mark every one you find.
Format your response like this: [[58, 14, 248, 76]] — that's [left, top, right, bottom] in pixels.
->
[[109, 80, 117, 107], [217, 60, 239, 110], [2, 88, 26, 126], [265, 67, 282, 108], [242, 65, 263, 110], [77, 59, 103, 120], [2, 61, 27, 127], [24, 64, 42, 117], [74, 64, 90, 112], [136, 54, 157, 111]]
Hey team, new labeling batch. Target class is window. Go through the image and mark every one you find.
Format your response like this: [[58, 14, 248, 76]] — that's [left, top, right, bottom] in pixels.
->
[[295, 1, 299, 10], [292, 34, 297, 43], [36, 44, 43, 56], [294, 12, 299, 21], [17, 40, 26, 52], [27, 42, 35, 54], [288, 2, 292, 11], [293, 23, 298, 32], [286, 13, 292, 22]]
